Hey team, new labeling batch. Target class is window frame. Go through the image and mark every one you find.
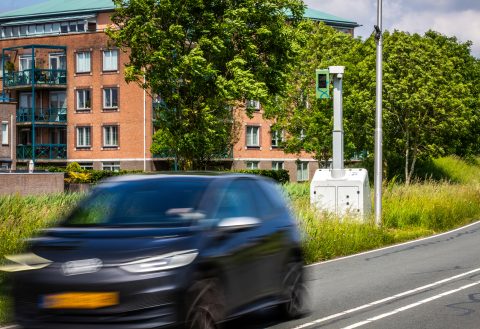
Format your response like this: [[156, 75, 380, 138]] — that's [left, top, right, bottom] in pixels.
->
[[102, 125, 119, 148], [272, 161, 284, 170], [245, 161, 259, 170], [297, 161, 309, 182], [102, 161, 120, 172], [1, 122, 8, 145], [102, 49, 119, 72], [76, 126, 91, 148], [76, 88, 92, 111], [271, 129, 284, 148], [75, 51, 91, 74], [103, 87, 119, 110], [246, 125, 260, 148]]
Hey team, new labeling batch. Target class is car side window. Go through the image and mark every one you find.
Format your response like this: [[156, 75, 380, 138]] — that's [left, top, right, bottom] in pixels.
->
[[216, 179, 259, 219]]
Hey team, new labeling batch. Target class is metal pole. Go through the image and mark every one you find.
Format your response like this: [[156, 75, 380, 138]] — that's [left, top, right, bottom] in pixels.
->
[[374, 0, 383, 226], [331, 68, 344, 178], [31, 46, 36, 165]]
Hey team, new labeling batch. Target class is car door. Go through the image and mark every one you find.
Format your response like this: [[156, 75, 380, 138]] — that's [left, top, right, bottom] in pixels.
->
[[250, 179, 293, 297], [213, 178, 265, 311]]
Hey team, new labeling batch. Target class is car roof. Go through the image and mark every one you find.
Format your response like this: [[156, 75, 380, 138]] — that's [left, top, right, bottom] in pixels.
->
[[103, 172, 265, 184]]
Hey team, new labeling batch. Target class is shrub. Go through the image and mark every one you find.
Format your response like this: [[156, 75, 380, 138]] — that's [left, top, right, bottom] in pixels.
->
[[233, 169, 290, 184]]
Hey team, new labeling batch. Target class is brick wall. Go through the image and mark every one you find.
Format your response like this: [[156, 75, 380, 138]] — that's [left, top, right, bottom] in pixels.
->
[[0, 173, 64, 195]]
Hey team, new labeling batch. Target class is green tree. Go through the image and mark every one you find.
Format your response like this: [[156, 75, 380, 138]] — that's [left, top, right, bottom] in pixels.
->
[[349, 31, 477, 184], [107, 0, 304, 169], [267, 21, 361, 167]]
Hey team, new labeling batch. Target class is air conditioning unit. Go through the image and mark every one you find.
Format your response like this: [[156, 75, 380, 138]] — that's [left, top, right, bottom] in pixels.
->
[[246, 100, 260, 110]]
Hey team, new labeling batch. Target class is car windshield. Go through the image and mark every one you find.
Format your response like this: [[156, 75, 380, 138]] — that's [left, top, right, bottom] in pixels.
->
[[62, 179, 210, 227]]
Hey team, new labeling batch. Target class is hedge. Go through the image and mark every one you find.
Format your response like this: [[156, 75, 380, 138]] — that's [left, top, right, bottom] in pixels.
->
[[232, 169, 290, 184]]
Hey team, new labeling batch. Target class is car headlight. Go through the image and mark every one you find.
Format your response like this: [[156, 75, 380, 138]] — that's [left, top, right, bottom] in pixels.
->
[[120, 250, 198, 273], [0, 253, 52, 272]]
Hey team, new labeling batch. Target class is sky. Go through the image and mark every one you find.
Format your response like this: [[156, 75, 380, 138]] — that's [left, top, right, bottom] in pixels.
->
[[1, 0, 479, 57], [304, 0, 480, 57]]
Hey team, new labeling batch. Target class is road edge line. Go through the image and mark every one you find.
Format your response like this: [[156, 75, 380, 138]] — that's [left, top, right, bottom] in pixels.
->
[[305, 220, 480, 268]]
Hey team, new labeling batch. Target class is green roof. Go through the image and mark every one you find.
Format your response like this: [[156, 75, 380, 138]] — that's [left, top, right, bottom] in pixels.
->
[[0, 0, 114, 21], [303, 8, 359, 27], [0, 1, 359, 28]]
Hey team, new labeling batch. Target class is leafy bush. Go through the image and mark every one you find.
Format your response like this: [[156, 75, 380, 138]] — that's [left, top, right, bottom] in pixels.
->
[[232, 169, 290, 184]]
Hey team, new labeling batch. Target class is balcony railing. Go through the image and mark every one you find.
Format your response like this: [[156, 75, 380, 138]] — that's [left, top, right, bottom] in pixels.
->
[[17, 108, 67, 123], [4, 69, 67, 87], [17, 144, 67, 160]]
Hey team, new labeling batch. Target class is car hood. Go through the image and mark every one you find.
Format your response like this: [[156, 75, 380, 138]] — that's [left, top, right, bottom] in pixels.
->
[[26, 226, 201, 264]]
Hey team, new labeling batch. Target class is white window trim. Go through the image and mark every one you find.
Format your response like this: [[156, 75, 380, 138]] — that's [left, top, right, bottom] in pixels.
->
[[1, 122, 8, 145], [246, 126, 260, 147], [103, 49, 118, 71], [76, 51, 91, 73], [76, 126, 91, 148], [246, 161, 259, 170], [102, 161, 120, 172], [297, 162, 309, 182], [76, 89, 91, 110], [272, 161, 284, 170], [103, 88, 118, 109], [103, 125, 118, 147]]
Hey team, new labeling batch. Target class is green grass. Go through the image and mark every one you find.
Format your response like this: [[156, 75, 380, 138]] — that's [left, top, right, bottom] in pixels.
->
[[1, 156, 480, 324], [0, 193, 82, 324]]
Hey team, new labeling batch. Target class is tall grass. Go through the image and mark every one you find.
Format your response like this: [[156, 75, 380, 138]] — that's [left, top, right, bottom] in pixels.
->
[[0, 193, 83, 324], [283, 166, 480, 264], [1, 157, 480, 324]]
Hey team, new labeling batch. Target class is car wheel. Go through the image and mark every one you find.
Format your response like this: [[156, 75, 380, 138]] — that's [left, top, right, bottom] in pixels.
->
[[281, 261, 309, 319], [186, 278, 225, 329]]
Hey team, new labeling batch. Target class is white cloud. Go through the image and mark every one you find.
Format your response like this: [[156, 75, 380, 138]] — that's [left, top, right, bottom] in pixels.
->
[[303, 0, 480, 57]]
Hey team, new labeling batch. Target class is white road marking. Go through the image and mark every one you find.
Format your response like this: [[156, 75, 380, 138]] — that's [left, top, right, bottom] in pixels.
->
[[306, 220, 480, 267], [291, 266, 480, 329], [0, 325, 18, 329], [342, 280, 480, 329]]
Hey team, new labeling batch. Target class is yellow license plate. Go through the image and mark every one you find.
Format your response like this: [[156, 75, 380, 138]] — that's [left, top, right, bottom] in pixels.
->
[[42, 292, 119, 309]]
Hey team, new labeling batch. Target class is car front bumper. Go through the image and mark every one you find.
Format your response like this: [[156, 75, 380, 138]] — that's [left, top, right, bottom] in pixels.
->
[[13, 264, 189, 329]]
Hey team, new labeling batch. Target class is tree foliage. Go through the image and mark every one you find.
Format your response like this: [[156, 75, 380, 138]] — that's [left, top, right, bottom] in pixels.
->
[[276, 23, 480, 183], [107, 0, 304, 169]]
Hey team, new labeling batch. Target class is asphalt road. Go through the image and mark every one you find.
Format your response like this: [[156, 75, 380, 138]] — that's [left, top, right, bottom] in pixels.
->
[[2, 221, 480, 329], [263, 220, 480, 329]]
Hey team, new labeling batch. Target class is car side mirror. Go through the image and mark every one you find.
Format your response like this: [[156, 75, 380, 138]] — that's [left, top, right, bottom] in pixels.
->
[[217, 216, 261, 232]]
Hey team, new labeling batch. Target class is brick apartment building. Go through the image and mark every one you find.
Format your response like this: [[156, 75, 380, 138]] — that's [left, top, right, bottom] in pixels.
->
[[0, 0, 358, 181]]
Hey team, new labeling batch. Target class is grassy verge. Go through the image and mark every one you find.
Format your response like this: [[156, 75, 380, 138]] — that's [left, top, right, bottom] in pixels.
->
[[1, 156, 480, 324], [0, 193, 82, 324]]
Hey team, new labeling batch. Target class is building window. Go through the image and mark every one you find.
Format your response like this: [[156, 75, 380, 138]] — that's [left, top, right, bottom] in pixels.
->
[[102, 161, 120, 172], [76, 126, 91, 148], [272, 161, 284, 170], [1, 122, 8, 145], [19, 55, 32, 71], [246, 99, 260, 111], [78, 162, 93, 170], [271, 129, 284, 148], [103, 88, 118, 109], [297, 162, 309, 182], [246, 161, 259, 170], [300, 129, 306, 140], [103, 49, 118, 71], [246, 126, 260, 147], [76, 51, 91, 73], [103, 125, 119, 147], [76, 89, 91, 110]]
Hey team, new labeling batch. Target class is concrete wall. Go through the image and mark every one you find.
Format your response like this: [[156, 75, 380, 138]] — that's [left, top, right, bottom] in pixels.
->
[[0, 173, 64, 195]]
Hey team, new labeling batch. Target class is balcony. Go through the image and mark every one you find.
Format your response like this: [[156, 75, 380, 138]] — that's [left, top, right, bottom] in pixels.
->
[[3, 69, 67, 88], [17, 144, 67, 160], [17, 108, 67, 124]]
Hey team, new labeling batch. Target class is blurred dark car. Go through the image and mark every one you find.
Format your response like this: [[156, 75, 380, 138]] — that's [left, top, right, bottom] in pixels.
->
[[4, 174, 307, 329]]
